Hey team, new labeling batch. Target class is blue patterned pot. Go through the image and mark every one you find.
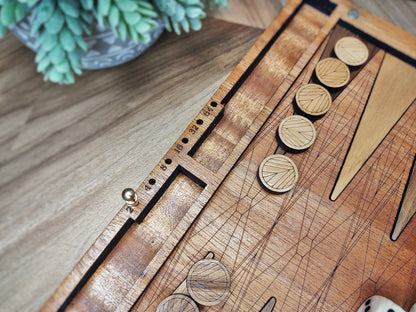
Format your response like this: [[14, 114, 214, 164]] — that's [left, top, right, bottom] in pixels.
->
[[11, 17, 165, 69]]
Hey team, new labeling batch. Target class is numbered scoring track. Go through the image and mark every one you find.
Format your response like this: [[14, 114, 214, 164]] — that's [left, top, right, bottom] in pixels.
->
[[125, 101, 222, 216]]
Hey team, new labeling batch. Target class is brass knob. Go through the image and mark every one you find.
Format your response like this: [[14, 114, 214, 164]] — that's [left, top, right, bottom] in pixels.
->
[[121, 188, 138, 206]]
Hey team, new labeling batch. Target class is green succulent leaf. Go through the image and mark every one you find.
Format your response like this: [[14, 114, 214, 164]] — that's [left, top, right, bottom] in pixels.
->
[[93, 0, 158, 43], [181, 17, 189, 32], [35, 0, 55, 24], [65, 70, 75, 83], [161, 14, 171, 31], [45, 9, 64, 34], [34, 28, 48, 47], [115, 0, 138, 12], [67, 49, 80, 68], [59, 27, 76, 51], [48, 67, 64, 83], [136, 6, 158, 17], [65, 16, 82, 35], [127, 23, 138, 42], [164, 1, 176, 16], [118, 20, 127, 40], [156, 0, 207, 34], [108, 5, 119, 27], [135, 19, 150, 33], [138, 31, 150, 43], [14, 3, 28, 22], [42, 32, 57, 51], [1, 3, 16, 25], [189, 17, 201, 30], [123, 11, 141, 25], [74, 34, 87, 51], [97, 0, 111, 16], [174, 3, 184, 22], [171, 20, 179, 34], [186, 7, 205, 19], [49, 44, 65, 64], [81, 11, 92, 24], [58, 0, 79, 18], [80, 0, 93, 11], [35, 47, 47, 62], [55, 59, 70, 73], [37, 56, 50, 72]]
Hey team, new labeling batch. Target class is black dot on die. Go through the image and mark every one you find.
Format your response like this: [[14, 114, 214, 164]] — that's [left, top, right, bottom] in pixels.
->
[[388, 310, 395, 312], [365, 299, 371, 306], [365, 307, 370, 312]]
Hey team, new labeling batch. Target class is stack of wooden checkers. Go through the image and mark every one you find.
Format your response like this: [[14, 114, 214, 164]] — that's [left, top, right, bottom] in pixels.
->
[[258, 36, 369, 194], [156, 255, 230, 312]]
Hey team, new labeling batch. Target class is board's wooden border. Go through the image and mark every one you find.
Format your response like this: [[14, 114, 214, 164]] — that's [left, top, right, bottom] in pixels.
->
[[41, 1, 416, 310]]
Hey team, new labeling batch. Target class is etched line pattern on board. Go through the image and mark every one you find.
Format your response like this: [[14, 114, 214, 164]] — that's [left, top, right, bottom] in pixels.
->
[[135, 43, 416, 312]]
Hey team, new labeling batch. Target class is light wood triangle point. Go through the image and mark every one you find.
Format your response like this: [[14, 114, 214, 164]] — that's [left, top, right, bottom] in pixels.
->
[[331, 53, 416, 200]]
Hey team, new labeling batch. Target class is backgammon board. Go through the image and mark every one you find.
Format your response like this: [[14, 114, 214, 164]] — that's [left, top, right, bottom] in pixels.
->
[[42, 0, 416, 311]]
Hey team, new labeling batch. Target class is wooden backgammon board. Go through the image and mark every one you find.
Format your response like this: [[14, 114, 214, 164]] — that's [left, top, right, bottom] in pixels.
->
[[41, 0, 416, 311]]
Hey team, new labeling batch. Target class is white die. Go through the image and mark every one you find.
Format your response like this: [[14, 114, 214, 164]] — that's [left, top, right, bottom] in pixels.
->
[[357, 296, 405, 312]]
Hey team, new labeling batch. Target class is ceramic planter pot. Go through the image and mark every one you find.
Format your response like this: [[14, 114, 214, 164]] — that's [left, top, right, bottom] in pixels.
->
[[11, 17, 165, 69]]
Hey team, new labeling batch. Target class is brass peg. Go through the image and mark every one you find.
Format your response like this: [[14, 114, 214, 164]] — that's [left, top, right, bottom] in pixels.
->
[[121, 188, 138, 206]]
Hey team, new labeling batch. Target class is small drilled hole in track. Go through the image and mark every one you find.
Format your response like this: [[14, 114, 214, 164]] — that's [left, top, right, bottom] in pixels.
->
[[149, 178, 156, 185], [196, 119, 203, 125], [165, 158, 172, 165], [182, 138, 189, 144], [210, 101, 217, 107]]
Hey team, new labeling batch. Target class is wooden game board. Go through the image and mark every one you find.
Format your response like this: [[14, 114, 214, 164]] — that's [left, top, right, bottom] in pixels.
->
[[41, 0, 416, 311]]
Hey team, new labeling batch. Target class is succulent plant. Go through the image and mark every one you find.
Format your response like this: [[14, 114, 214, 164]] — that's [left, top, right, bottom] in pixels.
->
[[0, 0, 228, 84]]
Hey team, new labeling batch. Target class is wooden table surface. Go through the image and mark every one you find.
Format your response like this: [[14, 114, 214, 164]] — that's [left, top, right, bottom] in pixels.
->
[[0, 1, 414, 311]]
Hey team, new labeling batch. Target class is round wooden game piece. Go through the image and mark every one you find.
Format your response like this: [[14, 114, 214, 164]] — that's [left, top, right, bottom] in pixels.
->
[[295, 83, 332, 117], [186, 259, 230, 306], [278, 115, 316, 151], [334, 36, 369, 66], [156, 294, 199, 312], [258, 154, 298, 193], [315, 57, 350, 88]]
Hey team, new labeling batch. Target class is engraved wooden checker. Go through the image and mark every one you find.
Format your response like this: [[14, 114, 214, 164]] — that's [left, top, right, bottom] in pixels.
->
[[186, 259, 230, 306], [295, 83, 332, 116], [278, 115, 316, 151], [156, 294, 199, 312], [334, 36, 369, 66], [315, 57, 350, 88], [258, 154, 299, 193]]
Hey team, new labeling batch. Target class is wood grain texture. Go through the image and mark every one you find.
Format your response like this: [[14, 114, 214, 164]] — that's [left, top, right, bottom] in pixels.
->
[[0, 18, 262, 312], [331, 53, 416, 200], [392, 159, 416, 241], [1, 1, 416, 312]]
